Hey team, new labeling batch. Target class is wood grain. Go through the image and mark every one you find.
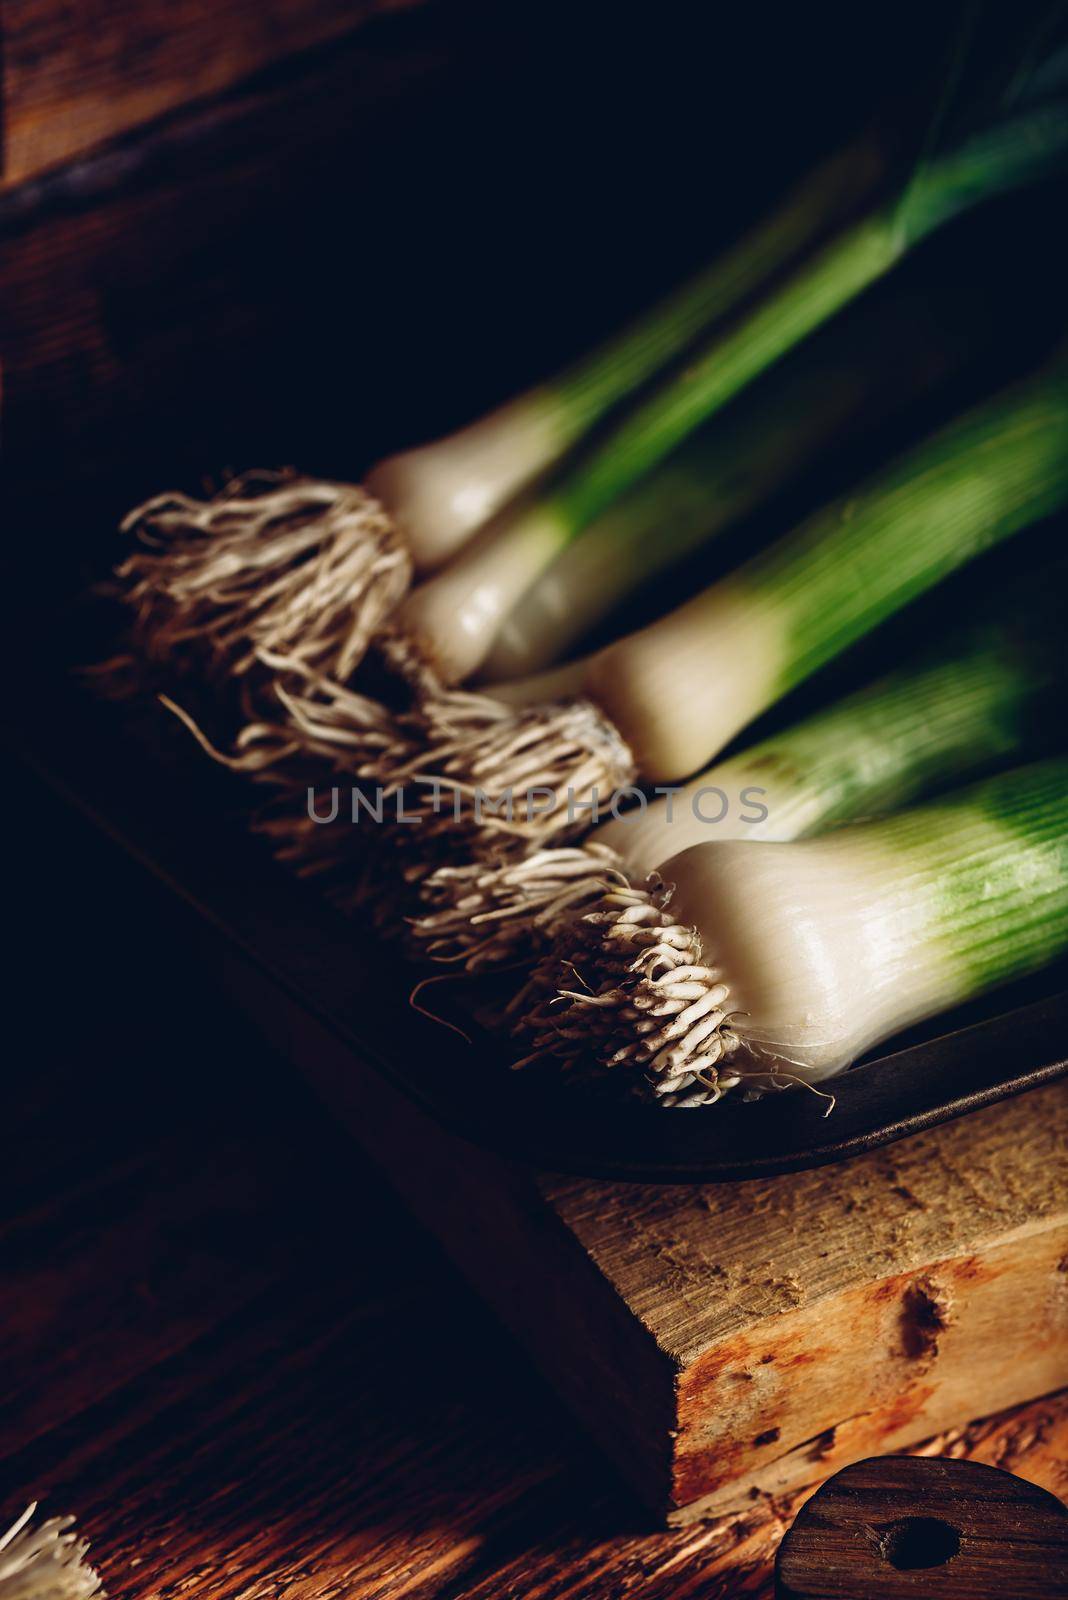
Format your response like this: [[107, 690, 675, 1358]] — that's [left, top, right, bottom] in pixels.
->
[[0, 10, 465, 528], [0, 0, 423, 189], [4, 761, 1067, 1600], [775, 1456, 1068, 1598], [540, 1085, 1068, 1517], [2, 1090, 1065, 1600]]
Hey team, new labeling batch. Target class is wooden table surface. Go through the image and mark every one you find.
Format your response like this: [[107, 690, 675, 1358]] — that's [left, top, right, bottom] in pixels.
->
[[4, 765, 1066, 1600]]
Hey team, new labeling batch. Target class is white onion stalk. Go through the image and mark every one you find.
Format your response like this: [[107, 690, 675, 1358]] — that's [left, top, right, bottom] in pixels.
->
[[114, 147, 878, 686], [410, 587, 1067, 969], [516, 760, 1068, 1106]]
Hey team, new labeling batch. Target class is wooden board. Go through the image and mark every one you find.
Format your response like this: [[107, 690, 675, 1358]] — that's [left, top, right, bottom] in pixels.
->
[[0, 0, 424, 189], [4, 775, 1067, 1600], [226, 939, 1068, 1523], [13, 685, 1067, 1527], [545, 1091, 1068, 1518]]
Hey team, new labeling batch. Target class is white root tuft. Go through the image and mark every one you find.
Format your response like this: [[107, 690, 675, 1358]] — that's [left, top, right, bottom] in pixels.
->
[[409, 842, 628, 971], [103, 474, 641, 910], [263, 658, 638, 892], [511, 875, 754, 1107], [230, 666, 410, 775], [360, 679, 637, 846], [115, 473, 411, 682], [0, 1505, 103, 1600], [116, 546, 636, 909]]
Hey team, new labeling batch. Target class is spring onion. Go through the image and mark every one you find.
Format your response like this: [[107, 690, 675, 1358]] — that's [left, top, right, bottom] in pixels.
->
[[517, 759, 1068, 1105], [411, 578, 1068, 968], [114, 145, 880, 683], [399, 91, 1068, 685], [481, 285, 969, 683]]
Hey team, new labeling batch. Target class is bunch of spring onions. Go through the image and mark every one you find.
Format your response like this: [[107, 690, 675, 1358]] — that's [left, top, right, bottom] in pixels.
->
[[115, 141, 885, 685], [411, 570, 1068, 969], [275, 367, 1068, 887], [100, 26, 1068, 1119], [514, 759, 1068, 1106], [227, 285, 979, 878], [191, 83, 1068, 915]]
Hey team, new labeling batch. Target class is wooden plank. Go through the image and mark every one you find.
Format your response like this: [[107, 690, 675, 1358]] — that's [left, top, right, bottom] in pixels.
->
[[4, 796, 1067, 1599], [4, 1097, 1065, 1600], [541, 1084, 1068, 1518], [0, 0, 425, 189], [3, 0, 674, 545]]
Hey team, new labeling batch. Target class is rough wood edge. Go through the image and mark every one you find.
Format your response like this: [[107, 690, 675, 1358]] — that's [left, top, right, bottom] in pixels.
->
[[668, 1219, 1068, 1522]]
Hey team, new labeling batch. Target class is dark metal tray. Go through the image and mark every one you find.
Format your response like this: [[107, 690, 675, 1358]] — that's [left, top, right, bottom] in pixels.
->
[[14, 666, 1067, 1184]]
